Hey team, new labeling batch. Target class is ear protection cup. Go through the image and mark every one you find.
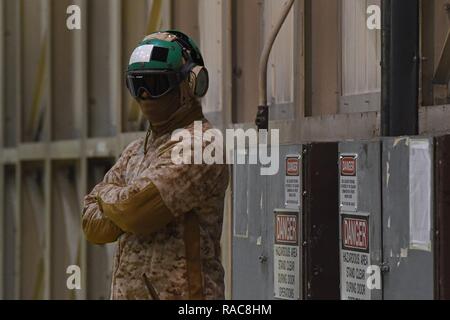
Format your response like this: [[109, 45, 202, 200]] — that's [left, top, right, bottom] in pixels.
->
[[188, 65, 209, 98], [169, 32, 209, 98]]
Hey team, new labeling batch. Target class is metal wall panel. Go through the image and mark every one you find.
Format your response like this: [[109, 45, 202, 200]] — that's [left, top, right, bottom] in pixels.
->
[[341, 0, 381, 99], [50, 162, 82, 299], [2, 0, 19, 147], [20, 163, 46, 299], [85, 159, 116, 300], [306, 0, 340, 116], [231, 0, 261, 124], [303, 143, 340, 299], [264, 0, 295, 108], [382, 137, 434, 299], [232, 145, 302, 299], [2, 166, 16, 299], [22, 0, 46, 142], [232, 147, 270, 299], [266, 146, 303, 300], [435, 135, 450, 299], [50, 0, 80, 141], [87, 0, 117, 138], [233, 143, 340, 300], [339, 141, 383, 300], [198, 0, 232, 128]]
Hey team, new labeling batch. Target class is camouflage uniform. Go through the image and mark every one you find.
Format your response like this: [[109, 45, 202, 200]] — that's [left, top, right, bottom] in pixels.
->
[[82, 101, 229, 300]]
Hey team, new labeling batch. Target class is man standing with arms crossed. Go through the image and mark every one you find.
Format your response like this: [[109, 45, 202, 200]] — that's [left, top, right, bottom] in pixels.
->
[[82, 30, 229, 300]]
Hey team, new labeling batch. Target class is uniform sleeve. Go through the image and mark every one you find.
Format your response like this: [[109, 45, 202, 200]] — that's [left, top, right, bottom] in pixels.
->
[[148, 152, 229, 218], [82, 140, 141, 244], [96, 133, 229, 235]]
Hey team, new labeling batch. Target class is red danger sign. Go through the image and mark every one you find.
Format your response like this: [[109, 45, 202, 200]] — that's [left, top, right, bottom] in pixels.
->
[[286, 157, 300, 176], [341, 156, 357, 176], [341, 215, 369, 252], [275, 213, 298, 245]]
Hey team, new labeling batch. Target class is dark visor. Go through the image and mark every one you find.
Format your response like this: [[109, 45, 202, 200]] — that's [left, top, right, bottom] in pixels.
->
[[126, 71, 183, 100]]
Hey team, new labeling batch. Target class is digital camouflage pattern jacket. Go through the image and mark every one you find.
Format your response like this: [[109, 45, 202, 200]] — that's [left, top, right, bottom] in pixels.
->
[[82, 102, 229, 300]]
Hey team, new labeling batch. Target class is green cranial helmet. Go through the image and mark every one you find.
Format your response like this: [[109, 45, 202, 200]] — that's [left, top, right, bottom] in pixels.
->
[[126, 30, 209, 100]]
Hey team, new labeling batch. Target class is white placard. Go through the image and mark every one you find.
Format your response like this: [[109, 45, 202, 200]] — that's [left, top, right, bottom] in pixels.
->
[[340, 154, 358, 212], [409, 139, 432, 251], [274, 245, 300, 300], [340, 213, 371, 300], [285, 155, 301, 209], [274, 210, 300, 300]]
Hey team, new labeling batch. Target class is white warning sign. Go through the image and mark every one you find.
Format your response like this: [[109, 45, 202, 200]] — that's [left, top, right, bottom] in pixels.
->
[[274, 210, 300, 300], [285, 155, 301, 209], [340, 154, 358, 212], [340, 213, 371, 300]]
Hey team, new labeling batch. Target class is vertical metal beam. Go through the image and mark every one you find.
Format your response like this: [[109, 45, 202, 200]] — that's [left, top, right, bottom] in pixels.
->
[[112, 0, 122, 138], [15, 0, 23, 300], [75, 0, 88, 300], [304, 0, 312, 117], [115, 0, 125, 135], [294, 0, 305, 122], [44, 149, 51, 300], [43, 0, 52, 300], [221, 1, 232, 299], [420, 0, 435, 106], [435, 135, 450, 299], [381, 0, 420, 136], [0, 0, 5, 300], [0, 167, 4, 300], [221, 0, 232, 129], [15, 163, 21, 300], [0, 0, 4, 148]]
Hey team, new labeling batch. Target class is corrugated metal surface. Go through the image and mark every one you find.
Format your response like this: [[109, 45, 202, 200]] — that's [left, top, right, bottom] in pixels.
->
[[233, 143, 341, 300], [232, 147, 269, 299], [341, 0, 381, 97], [20, 164, 46, 299], [51, 0, 79, 140], [339, 140, 383, 300], [382, 137, 434, 299], [233, 145, 302, 299], [307, 0, 340, 116], [2, 0, 19, 147], [85, 160, 116, 300], [264, 0, 295, 106], [199, 0, 224, 116], [51, 163, 82, 299], [87, 0, 117, 138]]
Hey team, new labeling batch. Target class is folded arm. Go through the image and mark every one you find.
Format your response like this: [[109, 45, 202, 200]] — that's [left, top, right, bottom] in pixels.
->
[[96, 136, 229, 237], [82, 140, 141, 244]]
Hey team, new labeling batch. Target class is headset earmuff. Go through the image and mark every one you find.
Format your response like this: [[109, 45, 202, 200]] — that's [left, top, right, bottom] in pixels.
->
[[172, 35, 209, 98], [189, 65, 209, 98]]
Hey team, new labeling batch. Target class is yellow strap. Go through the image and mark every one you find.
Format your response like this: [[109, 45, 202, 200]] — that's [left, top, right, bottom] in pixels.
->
[[184, 211, 204, 300], [143, 273, 161, 300]]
